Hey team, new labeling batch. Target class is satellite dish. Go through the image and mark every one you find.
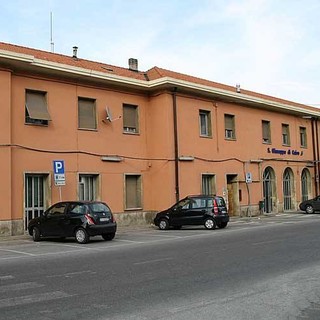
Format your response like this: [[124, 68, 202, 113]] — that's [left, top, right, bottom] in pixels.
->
[[106, 106, 113, 122], [103, 106, 121, 123]]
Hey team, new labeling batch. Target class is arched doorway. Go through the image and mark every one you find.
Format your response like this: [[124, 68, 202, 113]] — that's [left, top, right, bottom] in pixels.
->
[[283, 167, 294, 211], [263, 167, 276, 213], [301, 168, 311, 202]]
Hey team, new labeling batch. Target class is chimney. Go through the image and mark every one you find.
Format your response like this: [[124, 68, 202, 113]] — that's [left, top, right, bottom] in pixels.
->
[[128, 58, 138, 71], [72, 46, 78, 58]]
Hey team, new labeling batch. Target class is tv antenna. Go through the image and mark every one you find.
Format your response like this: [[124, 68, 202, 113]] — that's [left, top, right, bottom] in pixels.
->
[[103, 106, 121, 123], [50, 12, 54, 53]]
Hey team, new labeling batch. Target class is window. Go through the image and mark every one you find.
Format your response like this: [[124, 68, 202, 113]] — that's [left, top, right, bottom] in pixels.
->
[[262, 120, 271, 143], [125, 175, 142, 209], [25, 90, 51, 125], [300, 126, 307, 147], [202, 174, 216, 195], [47, 203, 67, 216], [123, 104, 139, 133], [78, 98, 97, 130], [282, 124, 290, 146], [191, 198, 207, 208], [79, 174, 98, 201], [24, 174, 48, 230], [224, 114, 235, 139], [199, 110, 212, 137]]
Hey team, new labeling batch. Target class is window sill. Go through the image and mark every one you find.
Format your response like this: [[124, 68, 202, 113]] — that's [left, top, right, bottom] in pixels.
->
[[25, 122, 48, 127], [200, 135, 213, 139], [123, 131, 140, 135], [125, 207, 143, 211], [78, 128, 98, 131], [225, 137, 236, 141]]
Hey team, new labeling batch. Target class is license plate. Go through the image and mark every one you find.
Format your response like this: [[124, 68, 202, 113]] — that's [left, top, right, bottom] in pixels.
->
[[100, 217, 109, 222]]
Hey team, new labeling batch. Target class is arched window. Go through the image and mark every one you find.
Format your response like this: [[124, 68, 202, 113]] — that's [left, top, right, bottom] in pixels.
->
[[301, 168, 311, 202], [283, 168, 294, 211], [263, 167, 276, 213]]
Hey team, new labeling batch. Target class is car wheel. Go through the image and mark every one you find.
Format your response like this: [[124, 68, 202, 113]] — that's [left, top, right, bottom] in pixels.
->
[[204, 218, 216, 230], [218, 222, 228, 229], [158, 218, 169, 230], [32, 227, 41, 242], [102, 233, 115, 241], [75, 228, 89, 244], [305, 205, 314, 214]]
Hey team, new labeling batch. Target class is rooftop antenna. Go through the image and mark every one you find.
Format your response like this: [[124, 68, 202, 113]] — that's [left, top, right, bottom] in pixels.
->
[[50, 12, 54, 53]]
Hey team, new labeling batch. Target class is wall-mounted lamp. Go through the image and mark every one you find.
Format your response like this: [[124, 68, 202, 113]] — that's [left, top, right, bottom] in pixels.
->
[[101, 156, 123, 162], [178, 156, 195, 161]]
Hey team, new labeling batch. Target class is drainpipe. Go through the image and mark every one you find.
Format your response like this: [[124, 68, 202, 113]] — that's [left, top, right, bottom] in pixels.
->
[[311, 118, 319, 195], [172, 88, 180, 202], [316, 118, 320, 195]]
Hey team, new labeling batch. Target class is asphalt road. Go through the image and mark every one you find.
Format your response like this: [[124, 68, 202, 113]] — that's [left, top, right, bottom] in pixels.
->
[[1, 213, 320, 320]]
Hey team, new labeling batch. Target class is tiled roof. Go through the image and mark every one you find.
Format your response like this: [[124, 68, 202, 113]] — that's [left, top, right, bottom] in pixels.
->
[[0, 41, 315, 111], [0, 42, 147, 80]]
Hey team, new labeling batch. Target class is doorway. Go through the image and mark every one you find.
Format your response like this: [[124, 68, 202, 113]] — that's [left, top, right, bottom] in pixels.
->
[[263, 167, 276, 213], [226, 174, 239, 216]]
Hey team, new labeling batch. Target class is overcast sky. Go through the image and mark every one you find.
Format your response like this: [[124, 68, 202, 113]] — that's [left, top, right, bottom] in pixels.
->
[[1, 0, 319, 106]]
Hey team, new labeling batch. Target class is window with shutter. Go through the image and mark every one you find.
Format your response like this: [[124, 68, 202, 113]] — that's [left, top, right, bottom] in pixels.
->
[[123, 104, 139, 133], [199, 110, 212, 137], [224, 114, 235, 139], [125, 175, 142, 209], [262, 120, 271, 143], [25, 90, 51, 125], [78, 98, 97, 130], [282, 124, 290, 146]]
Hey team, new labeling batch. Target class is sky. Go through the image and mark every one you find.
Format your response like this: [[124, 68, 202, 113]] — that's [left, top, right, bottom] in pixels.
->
[[0, 0, 319, 106]]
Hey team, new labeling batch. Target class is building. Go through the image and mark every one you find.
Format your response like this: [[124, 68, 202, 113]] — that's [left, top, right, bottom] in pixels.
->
[[0, 42, 320, 236]]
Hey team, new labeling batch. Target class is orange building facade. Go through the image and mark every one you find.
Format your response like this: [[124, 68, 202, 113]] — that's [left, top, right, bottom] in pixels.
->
[[1, 42, 320, 236]]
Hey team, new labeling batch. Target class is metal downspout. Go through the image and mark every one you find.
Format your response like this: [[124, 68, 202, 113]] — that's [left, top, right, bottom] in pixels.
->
[[316, 119, 320, 195], [311, 118, 318, 195], [172, 88, 179, 202]]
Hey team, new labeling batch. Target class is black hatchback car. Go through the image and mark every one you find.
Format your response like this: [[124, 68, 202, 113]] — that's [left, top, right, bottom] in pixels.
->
[[299, 196, 320, 214], [28, 201, 117, 244], [154, 195, 229, 230]]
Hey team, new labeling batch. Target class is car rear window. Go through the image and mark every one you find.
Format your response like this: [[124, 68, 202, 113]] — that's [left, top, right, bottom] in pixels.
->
[[215, 197, 226, 206], [89, 203, 111, 214]]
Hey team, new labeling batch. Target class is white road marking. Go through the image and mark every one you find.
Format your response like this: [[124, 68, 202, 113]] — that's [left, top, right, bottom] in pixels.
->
[[134, 257, 173, 265], [0, 282, 44, 292], [0, 291, 73, 308], [0, 275, 14, 280], [0, 248, 35, 256], [47, 270, 96, 278]]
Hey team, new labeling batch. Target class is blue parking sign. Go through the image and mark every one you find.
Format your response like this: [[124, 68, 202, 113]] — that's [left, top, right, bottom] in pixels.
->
[[53, 160, 65, 174], [53, 160, 65, 186]]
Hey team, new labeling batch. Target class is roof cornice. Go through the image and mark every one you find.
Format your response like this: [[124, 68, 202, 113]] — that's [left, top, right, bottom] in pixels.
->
[[0, 48, 319, 117]]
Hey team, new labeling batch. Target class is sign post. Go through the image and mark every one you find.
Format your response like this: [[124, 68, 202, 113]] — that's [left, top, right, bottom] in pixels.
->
[[53, 160, 65, 201]]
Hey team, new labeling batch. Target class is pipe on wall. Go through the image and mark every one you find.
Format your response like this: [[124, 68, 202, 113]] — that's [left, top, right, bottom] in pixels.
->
[[172, 88, 180, 202]]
